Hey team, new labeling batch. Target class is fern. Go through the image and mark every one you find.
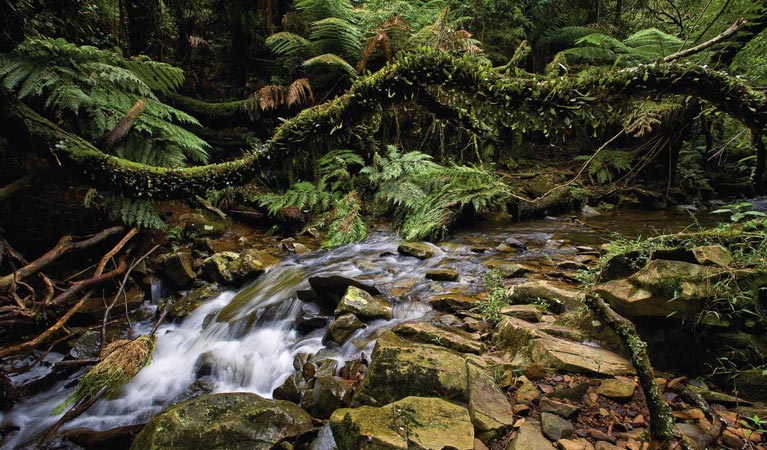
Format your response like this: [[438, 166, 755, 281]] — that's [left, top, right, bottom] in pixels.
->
[[302, 54, 359, 78], [102, 195, 165, 229], [0, 38, 208, 168]]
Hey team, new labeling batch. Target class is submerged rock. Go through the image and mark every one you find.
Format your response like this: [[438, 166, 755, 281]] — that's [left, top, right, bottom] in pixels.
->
[[330, 396, 474, 450], [169, 282, 221, 321], [130, 393, 312, 450]]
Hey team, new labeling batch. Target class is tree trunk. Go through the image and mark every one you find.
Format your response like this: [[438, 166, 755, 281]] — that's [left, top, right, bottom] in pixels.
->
[[126, 0, 162, 58]]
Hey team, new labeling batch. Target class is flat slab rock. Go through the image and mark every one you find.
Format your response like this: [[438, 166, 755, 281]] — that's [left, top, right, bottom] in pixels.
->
[[397, 241, 440, 259], [428, 293, 480, 311], [330, 396, 475, 450], [393, 321, 484, 354]]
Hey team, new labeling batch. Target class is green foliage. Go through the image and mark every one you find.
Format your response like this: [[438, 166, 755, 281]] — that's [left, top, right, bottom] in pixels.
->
[[573, 149, 633, 186], [364, 146, 510, 241], [102, 195, 165, 230], [256, 149, 366, 247], [479, 268, 509, 324], [712, 202, 767, 231], [0, 37, 208, 167]]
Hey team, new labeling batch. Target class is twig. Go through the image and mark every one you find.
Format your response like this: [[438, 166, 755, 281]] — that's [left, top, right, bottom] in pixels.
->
[[0, 226, 125, 292], [0, 228, 137, 359], [194, 195, 227, 219], [100, 244, 159, 355], [663, 19, 748, 62]]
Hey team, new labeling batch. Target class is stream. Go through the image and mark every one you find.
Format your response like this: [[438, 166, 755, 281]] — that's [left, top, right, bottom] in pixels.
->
[[0, 207, 728, 448]]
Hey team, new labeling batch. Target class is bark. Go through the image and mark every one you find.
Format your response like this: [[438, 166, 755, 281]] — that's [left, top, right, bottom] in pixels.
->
[[99, 99, 147, 150], [663, 19, 747, 62]]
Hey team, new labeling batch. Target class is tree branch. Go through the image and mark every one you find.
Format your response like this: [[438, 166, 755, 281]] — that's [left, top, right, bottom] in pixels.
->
[[663, 18, 747, 62]]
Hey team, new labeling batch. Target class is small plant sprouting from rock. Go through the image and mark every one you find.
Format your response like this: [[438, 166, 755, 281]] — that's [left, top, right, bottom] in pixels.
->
[[480, 268, 509, 324]]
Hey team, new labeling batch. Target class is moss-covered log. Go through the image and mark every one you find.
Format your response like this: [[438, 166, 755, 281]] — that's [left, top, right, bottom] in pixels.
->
[[163, 93, 254, 128], [2, 49, 766, 198]]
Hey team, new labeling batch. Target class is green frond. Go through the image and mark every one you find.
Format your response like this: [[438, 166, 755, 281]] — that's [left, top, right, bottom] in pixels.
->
[[310, 17, 364, 56], [302, 53, 359, 78], [624, 28, 683, 59], [266, 32, 317, 57], [102, 195, 164, 229]]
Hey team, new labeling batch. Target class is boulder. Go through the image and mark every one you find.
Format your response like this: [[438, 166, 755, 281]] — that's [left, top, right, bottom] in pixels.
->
[[497, 237, 527, 252], [324, 313, 366, 345], [129, 393, 312, 450], [330, 396, 474, 450], [514, 376, 540, 404], [428, 294, 480, 311], [485, 261, 532, 278], [393, 321, 484, 354], [425, 268, 460, 281], [594, 259, 723, 318], [200, 250, 278, 285], [354, 331, 469, 406], [397, 241, 440, 259], [335, 286, 392, 321], [181, 213, 228, 238], [273, 371, 309, 404], [297, 302, 330, 333], [200, 251, 239, 284], [162, 252, 196, 287]]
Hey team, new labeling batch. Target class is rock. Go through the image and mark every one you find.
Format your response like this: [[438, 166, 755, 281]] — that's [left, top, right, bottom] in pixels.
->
[[305, 376, 355, 419], [68, 331, 101, 360], [75, 287, 145, 319], [397, 241, 439, 259], [500, 305, 545, 323], [227, 249, 279, 283], [735, 369, 767, 401], [594, 259, 724, 318], [514, 376, 540, 404], [273, 371, 308, 404], [556, 261, 587, 271], [493, 318, 635, 376], [467, 364, 515, 441], [393, 321, 484, 354], [324, 314, 366, 345], [497, 237, 527, 252], [507, 420, 554, 450], [507, 281, 584, 312], [541, 412, 574, 441], [540, 397, 580, 418], [169, 283, 221, 320], [524, 362, 548, 381], [594, 443, 620, 450], [353, 331, 469, 406], [557, 439, 594, 450], [692, 245, 732, 267], [0, 370, 18, 410], [485, 261, 532, 278], [308, 274, 380, 305], [425, 268, 460, 281], [330, 396, 474, 450], [428, 294, 480, 311], [162, 252, 196, 287], [335, 286, 392, 321], [129, 393, 313, 450], [200, 251, 239, 284], [181, 213, 228, 237], [597, 251, 643, 282], [597, 378, 635, 400], [293, 242, 310, 254], [297, 302, 330, 333]]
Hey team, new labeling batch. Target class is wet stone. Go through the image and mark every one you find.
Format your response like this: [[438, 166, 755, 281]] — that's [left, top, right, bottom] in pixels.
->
[[425, 268, 460, 281], [541, 412, 574, 441], [397, 241, 439, 259]]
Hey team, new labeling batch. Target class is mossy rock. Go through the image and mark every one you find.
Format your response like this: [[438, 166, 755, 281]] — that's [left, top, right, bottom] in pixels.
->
[[330, 396, 474, 450], [324, 313, 366, 345], [335, 286, 392, 321], [353, 331, 469, 406], [130, 393, 313, 450], [735, 369, 767, 402], [169, 283, 222, 321], [397, 242, 439, 259]]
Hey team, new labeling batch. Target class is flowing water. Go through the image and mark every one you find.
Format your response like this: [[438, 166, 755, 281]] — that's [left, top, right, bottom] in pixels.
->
[[0, 207, 733, 448]]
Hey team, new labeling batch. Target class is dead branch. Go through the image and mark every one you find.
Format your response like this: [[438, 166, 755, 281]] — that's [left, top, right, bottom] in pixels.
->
[[99, 99, 147, 150], [663, 19, 747, 62], [0, 171, 39, 202], [100, 243, 159, 355], [194, 195, 227, 219], [0, 228, 136, 359], [48, 259, 128, 308], [0, 226, 125, 292]]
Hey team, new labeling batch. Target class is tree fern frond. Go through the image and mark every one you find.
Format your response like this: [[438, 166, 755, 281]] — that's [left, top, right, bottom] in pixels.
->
[[266, 32, 317, 57], [286, 78, 315, 107], [302, 53, 358, 78], [310, 17, 364, 56]]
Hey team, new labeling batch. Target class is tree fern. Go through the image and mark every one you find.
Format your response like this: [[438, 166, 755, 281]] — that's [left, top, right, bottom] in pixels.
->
[[302, 54, 359, 78], [0, 38, 208, 168]]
